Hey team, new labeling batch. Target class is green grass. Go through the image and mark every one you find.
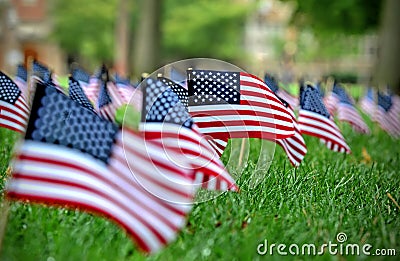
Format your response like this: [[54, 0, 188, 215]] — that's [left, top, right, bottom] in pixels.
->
[[0, 115, 399, 260]]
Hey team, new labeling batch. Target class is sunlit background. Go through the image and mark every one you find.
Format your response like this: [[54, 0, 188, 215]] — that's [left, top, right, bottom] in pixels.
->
[[0, 0, 398, 89]]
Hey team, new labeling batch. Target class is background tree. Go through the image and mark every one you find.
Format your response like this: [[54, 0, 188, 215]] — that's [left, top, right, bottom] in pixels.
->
[[280, 0, 399, 92], [51, 0, 117, 69], [51, 0, 251, 77]]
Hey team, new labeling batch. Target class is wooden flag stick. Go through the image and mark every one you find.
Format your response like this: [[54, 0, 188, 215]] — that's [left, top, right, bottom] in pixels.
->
[[26, 56, 34, 103], [0, 168, 11, 252], [238, 138, 246, 167]]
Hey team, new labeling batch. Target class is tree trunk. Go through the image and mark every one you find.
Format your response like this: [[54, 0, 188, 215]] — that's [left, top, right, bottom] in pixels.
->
[[373, 0, 400, 94], [114, 0, 131, 77], [132, 0, 162, 78]]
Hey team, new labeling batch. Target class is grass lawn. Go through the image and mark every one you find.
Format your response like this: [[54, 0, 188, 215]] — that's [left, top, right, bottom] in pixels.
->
[[0, 115, 399, 260]]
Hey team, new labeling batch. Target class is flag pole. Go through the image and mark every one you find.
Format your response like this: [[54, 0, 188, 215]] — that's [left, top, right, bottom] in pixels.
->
[[26, 56, 34, 104], [238, 138, 246, 168], [0, 198, 10, 252]]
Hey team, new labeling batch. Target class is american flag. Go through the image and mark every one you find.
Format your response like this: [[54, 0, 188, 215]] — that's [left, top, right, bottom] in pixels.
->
[[32, 60, 51, 83], [298, 83, 351, 154], [140, 77, 237, 191], [359, 88, 376, 119], [160, 76, 230, 157], [316, 82, 325, 97], [207, 138, 229, 157], [375, 92, 400, 137], [0, 71, 30, 133], [264, 74, 299, 108], [114, 74, 143, 111], [333, 85, 370, 134], [274, 98, 307, 167], [97, 81, 117, 122], [208, 93, 307, 166], [32, 60, 65, 94], [69, 76, 96, 114], [14, 64, 28, 99], [6, 84, 196, 253], [187, 70, 295, 141], [114, 74, 135, 104], [72, 67, 91, 88], [107, 81, 124, 108], [84, 68, 103, 104]]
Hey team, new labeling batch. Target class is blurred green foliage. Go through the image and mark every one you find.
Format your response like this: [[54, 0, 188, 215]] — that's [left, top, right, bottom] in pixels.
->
[[281, 0, 382, 35], [162, 0, 251, 62], [278, 0, 382, 63], [51, 0, 252, 69], [51, 0, 117, 66]]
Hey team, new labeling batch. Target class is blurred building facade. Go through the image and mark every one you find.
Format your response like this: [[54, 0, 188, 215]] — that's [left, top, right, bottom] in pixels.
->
[[244, 0, 378, 83], [0, 0, 65, 75]]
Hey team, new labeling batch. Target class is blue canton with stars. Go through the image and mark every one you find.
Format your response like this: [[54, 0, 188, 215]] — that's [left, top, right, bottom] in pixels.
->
[[159, 77, 189, 108], [316, 82, 324, 97], [377, 92, 392, 112], [187, 70, 240, 106], [69, 76, 96, 113], [333, 84, 353, 105], [16, 64, 27, 82], [0, 71, 22, 104], [98, 82, 112, 109], [264, 73, 279, 93], [142, 78, 193, 129], [72, 68, 90, 84], [33, 60, 51, 82], [300, 84, 331, 118], [26, 83, 118, 164]]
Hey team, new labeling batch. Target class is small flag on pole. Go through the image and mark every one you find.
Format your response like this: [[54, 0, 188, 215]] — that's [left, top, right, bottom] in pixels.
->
[[298, 83, 351, 153], [274, 98, 307, 167], [14, 64, 28, 99], [97, 81, 117, 122], [375, 92, 400, 137], [333, 85, 370, 134], [140, 77, 237, 191], [6, 83, 196, 253], [264, 74, 299, 108], [69, 76, 96, 113], [187, 70, 295, 141], [0, 71, 30, 133]]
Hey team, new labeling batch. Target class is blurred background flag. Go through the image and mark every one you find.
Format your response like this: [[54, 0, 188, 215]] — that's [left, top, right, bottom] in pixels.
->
[[114, 73, 135, 104], [97, 81, 117, 122], [32, 60, 65, 94], [14, 64, 28, 100], [6, 84, 196, 253], [375, 92, 400, 137], [187, 69, 295, 141], [68, 76, 96, 114], [140, 77, 237, 191], [298, 83, 351, 153], [359, 88, 376, 119], [333, 84, 370, 134], [0, 71, 29, 133], [264, 73, 299, 108], [71, 67, 91, 89], [32, 60, 51, 83], [274, 97, 307, 167], [106, 80, 124, 108], [84, 67, 104, 104]]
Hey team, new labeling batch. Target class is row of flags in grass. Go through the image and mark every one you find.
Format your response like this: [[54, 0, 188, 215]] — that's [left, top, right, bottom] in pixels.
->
[[1, 60, 399, 253]]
